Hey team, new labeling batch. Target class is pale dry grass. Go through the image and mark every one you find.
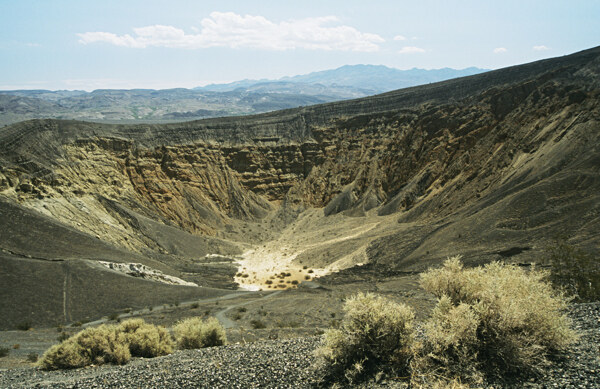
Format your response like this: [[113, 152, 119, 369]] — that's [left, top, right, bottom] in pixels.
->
[[416, 256, 577, 382], [315, 292, 415, 385], [172, 317, 227, 349], [39, 319, 174, 370], [118, 319, 174, 358], [39, 325, 130, 370]]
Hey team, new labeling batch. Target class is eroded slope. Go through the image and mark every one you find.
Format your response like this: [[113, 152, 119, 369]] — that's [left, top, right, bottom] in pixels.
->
[[1, 47, 599, 327]]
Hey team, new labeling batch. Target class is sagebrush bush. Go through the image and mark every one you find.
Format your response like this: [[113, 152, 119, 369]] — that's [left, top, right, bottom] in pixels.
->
[[39, 325, 130, 370], [416, 256, 577, 383], [39, 319, 174, 370], [118, 319, 174, 358], [315, 292, 415, 385], [172, 317, 227, 349]]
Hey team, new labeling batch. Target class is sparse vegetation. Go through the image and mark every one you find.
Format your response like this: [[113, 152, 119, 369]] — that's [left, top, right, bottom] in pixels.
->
[[39, 319, 174, 370], [118, 319, 174, 358], [39, 325, 131, 370], [27, 353, 38, 363], [545, 238, 600, 302], [315, 292, 415, 385], [0, 347, 9, 357], [275, 320, 301, 328], [415, 256, 577, 384], [316, 257, 578, 387], [191, 302, 200, 309], [12, 344, 20, 349], [172, 317, 227, 349], [250, 319, 267, 329]]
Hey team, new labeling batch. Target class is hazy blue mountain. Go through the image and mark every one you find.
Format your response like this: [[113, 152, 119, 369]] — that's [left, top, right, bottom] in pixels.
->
[[197, 64, 488, 93], [0, 64, 489, 126]]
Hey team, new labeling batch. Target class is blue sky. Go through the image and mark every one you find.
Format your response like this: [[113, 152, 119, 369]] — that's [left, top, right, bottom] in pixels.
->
[[1, 0, 598, 90]]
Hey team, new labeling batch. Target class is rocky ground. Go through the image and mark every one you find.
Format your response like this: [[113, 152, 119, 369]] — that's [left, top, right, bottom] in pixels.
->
[[0, 302, 597, 388]]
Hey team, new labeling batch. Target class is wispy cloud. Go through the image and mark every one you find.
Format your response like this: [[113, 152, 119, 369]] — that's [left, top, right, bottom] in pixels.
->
[[398, 46, 425, 54], [533, 45, 549, 51], [393, 35, 407, 41], [493, 47, 507, 54], [77, 12, 384, 52]]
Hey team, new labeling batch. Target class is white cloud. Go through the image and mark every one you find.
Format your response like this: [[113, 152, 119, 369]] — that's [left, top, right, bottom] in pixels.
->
[[398, 46, 425, 54], [533, 45, 549, 51], [77, 12, 384, 52], [493, 47, 507, 54], [393, 35, 407, 41]]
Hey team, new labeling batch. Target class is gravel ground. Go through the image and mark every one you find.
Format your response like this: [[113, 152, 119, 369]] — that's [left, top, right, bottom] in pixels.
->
[[0, 303, 598, 388]]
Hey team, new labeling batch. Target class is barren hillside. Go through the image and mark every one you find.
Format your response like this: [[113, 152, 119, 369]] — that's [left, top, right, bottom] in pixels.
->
[[1, 46, 599, 329]]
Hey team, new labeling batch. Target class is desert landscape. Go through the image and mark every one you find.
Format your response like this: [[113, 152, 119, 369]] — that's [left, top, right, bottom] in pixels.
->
[[1, 2, 599, 387]]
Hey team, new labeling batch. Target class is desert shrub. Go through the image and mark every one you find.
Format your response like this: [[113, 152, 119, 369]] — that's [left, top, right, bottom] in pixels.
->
[[39, 319, 174, 370], [191, 302, 200, 309], [173, 317, 227, 349], [275, 320, 300, 328], [545, 239, 600, 302], [315, 292, 415, 385], [12, 344, 20, 349], [26, 353, 38, 363], [117, 319, 174, 358], [416, 256, 577, 383], [0, 347, 8, 357], [39, 325, 131, 370], [250, 319, 267, 329]]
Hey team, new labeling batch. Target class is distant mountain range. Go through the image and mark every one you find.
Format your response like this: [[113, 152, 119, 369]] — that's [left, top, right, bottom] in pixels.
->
[[0, 65, 487, 126], [199, 65, 487, 93]]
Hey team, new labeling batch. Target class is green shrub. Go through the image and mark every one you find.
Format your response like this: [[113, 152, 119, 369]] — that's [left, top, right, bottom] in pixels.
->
[[39, 325, 131, 370], [39, 319, 174, 370], [416, 256, 577, 383], [545, 239, 600, 302], [315, 292, 415, 385], [172, 317, 227, 349], [117, 319, 174, 358]]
